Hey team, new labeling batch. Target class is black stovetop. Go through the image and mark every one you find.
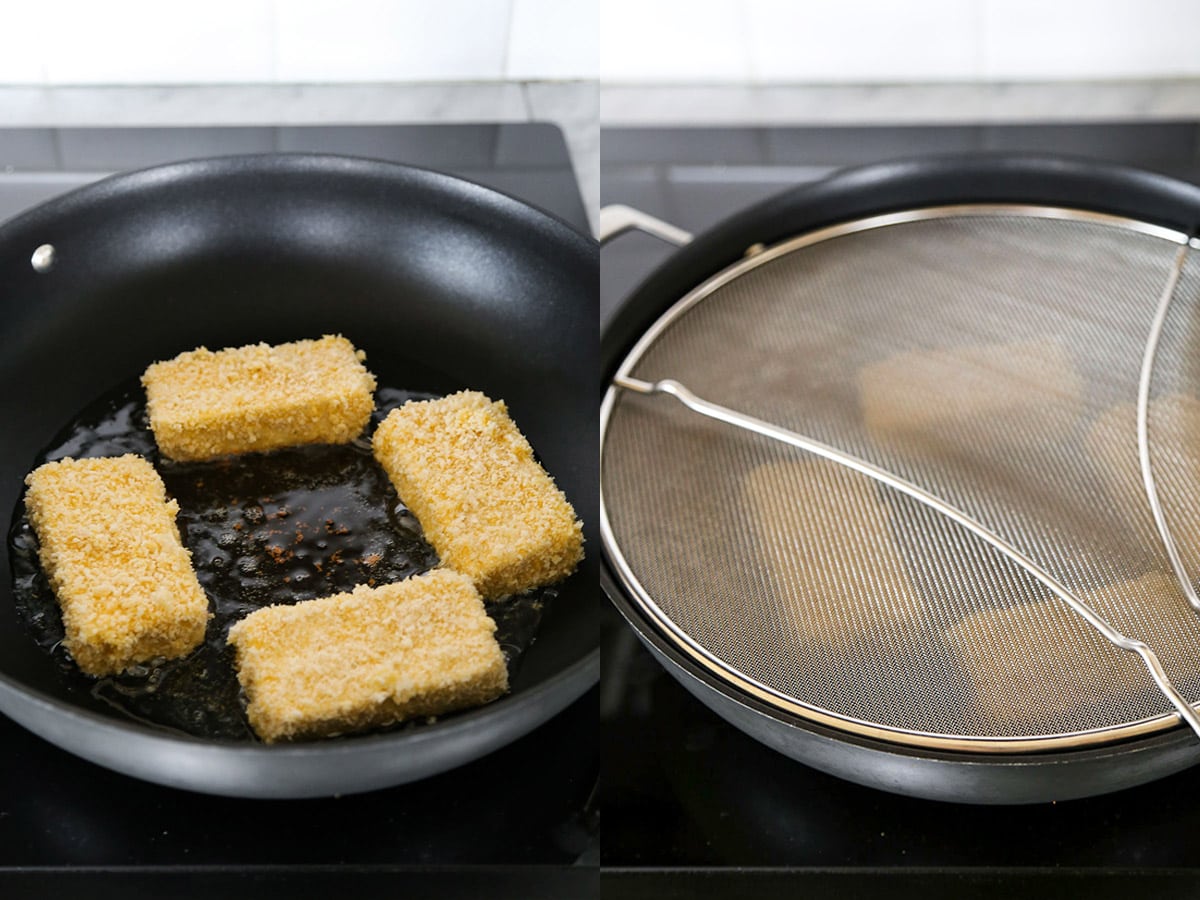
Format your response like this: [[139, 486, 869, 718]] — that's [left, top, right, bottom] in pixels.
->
[[0, 123, 596, 898], [600, 122, 1200, 886]]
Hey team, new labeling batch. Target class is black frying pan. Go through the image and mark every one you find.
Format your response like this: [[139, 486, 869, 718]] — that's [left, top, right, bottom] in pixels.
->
[[0, 153, 599, 797], [601, 154, 1200, 803]]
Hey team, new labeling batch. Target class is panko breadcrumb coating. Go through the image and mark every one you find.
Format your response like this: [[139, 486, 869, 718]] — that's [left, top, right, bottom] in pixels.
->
[[1086, 393, 1200, 569], [227, 570, 508, 742], [858, 339, 1082, 446], [942, 575, 1174, 726], [372, 391, 584, 598], [743, 458, 924, 647], [142, 334, 377, 461], [24, 454, 210, 676]]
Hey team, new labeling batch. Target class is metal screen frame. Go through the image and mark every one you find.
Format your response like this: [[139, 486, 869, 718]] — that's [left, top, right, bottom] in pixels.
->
[[601, 203, 1200, 754]]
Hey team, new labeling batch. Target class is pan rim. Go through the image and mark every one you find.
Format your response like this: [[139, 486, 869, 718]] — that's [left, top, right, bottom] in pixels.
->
[[0, 151, 600, 791], [0, 151, 596, 247], [0, 648, 600, 756], [601, 200, 1199, 755], [602, 561, 1200, 770]]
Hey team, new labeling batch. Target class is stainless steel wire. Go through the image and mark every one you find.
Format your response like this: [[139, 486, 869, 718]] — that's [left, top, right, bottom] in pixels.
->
[[1138, 243, 1200, 613], [601, 205, 1200, 750], [615, 373, 1200, 740]]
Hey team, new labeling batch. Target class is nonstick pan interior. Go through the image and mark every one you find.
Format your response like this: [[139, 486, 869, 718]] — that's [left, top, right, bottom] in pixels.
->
[[0, 154, 600, 796]]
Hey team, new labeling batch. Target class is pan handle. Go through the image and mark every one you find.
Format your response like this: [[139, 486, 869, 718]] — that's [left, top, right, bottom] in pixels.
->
[[598, 204, 693, 247]]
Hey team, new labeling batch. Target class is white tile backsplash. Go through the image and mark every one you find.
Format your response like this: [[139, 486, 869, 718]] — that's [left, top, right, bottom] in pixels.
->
[[508, 0, 598, 80], [275, 0, 513, 82], [601, 0, 752, 82], [0, 0, 1195, 89], [602, 0, 1200, 85], [746, 0, 980, 82], [0, 0, 599, 87], [42, 0, 274, 84], [981, 0, 1200, 80], [0, 6, 48, 84]]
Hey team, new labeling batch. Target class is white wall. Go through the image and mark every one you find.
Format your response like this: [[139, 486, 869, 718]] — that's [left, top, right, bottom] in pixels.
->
[[0, 0, 598, 85], [2, 1, 1191, 87], [601, 0, 1200, 83]]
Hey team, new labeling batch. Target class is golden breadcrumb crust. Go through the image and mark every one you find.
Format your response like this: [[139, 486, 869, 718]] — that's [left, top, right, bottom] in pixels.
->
[[947, 571, 1200, 730], [858, 338, 1082, 445], [372, 391, 584, 598], [743, 458, 925, 647], [142, 334, 377, 461], [24, 454, 210, 676], [227, 570, 508, 742], [943, 577, 1163, 727], [1087, 393, 1200, 565]]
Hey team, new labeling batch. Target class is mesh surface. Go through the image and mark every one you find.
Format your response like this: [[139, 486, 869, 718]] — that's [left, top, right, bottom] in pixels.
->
[[602, 210, 1200, 747]]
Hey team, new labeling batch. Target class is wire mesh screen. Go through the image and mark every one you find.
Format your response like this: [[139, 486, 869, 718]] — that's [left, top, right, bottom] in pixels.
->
[[602, 209, 1200, 748]]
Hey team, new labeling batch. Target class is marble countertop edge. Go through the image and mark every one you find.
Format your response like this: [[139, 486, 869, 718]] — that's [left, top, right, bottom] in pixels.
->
[[600, 79, 1200, 126]]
